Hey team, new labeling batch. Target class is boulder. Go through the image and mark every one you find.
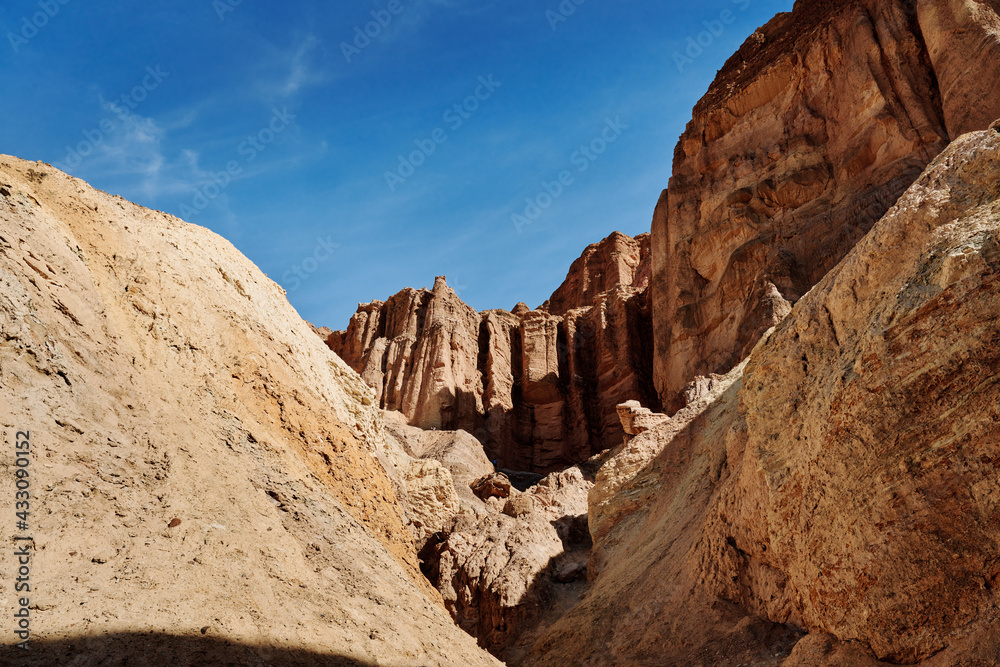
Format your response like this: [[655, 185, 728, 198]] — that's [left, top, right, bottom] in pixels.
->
[[470, 472, 512, 501]]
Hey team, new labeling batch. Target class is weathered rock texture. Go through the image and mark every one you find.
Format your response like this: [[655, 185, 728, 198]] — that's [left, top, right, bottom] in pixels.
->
[[383, 411, 495, 515], [615, 400, 670, 442], [526, 130, 1000, 666], [542, 230, 651, 316], [653, 0, 1000, 411], [470, 472, 513, 502], [329, 232, 658, 473], [0, 157, 500, 667], [333, 276, 485, 433], [426, 467, 594, 664]]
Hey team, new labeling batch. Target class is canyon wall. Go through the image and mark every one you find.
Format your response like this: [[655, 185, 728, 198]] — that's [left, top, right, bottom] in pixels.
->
[[517, 3, 1000, 663], [527, 126, 1000, 667], [328, 231, 657, 473], [653, 0, 1000, 410]]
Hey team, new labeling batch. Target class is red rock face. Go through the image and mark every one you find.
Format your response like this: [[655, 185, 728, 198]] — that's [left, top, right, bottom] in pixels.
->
[[543, 231, 650, 316], [330, 276, 484, 433], [328, 233, 657, 473], [652, 0, 1000, 411]]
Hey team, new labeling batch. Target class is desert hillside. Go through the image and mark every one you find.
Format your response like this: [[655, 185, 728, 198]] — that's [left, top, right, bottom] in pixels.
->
[[325, 0, 1000, 665], [0, 156, 501, 666]]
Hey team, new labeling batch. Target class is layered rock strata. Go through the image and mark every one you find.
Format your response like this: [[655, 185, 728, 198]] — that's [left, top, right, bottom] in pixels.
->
[[328, 232, 657, 473], [653, 0, 1000, 411]]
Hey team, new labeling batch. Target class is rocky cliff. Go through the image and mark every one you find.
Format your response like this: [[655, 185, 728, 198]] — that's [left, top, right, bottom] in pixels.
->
[[527, 127, 1000, 666], [0, 156, 500, 666], [328, 231, 657, 473], [653, 0, 1000, 410]]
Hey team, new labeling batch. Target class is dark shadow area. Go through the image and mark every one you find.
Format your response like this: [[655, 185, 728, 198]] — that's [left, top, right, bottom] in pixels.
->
[[627, 289, 662, 412], [0, 633, 380, 667], [470, 297, 659, 476], [426, 527, 593, 666], [477, 513, 594, 664], [496, 465, 544, 492], [551, 513, 592, 552], [488, 554, 590, 666]]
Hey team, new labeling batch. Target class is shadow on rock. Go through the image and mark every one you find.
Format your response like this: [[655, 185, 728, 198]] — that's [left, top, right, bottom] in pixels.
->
[[0, 633, 379, 667]]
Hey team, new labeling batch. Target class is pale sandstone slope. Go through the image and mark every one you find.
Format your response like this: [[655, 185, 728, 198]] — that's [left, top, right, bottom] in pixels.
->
[[0, 157, 500, 666], [527, 128, 1000, 666]]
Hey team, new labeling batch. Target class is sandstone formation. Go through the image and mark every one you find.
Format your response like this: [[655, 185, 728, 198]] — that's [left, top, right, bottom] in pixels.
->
[[652, 0, 1000, 411], [526, 130, 1000, 666], [425, 466, 594, 664], [470, 472, 513, 502], [0, 157, 500, 666], [615, 400, 670, 443], [383, 411, 495, 512], [376, 417, 598, 664], [542, 229, 651, 316], [399, 459, 462, 544], [332, 276, 485, 433], [9, 2, 1000, 665], [328, 231, 658, 473]]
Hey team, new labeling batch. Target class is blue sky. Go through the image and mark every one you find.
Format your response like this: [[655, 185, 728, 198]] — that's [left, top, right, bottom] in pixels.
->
[[0, 0, 793, 329]]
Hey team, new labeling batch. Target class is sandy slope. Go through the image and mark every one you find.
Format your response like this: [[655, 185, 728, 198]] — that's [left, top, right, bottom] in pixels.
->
[[0, 156, 500, 666]]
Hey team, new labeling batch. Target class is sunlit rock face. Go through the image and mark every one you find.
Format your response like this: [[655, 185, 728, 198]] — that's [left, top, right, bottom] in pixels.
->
[[528, 128, 1000, 667], [652, 0, 1000, 411], [0, 155, 502, 667], [328, 232, 657, 473]]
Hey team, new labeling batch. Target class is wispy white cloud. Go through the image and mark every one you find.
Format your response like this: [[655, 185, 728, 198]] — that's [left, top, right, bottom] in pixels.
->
[[49, 31, 332, 228], [255, 34, 328, 101], [69, 106, 218, 205], [282, 35, 322, 96], [88, 107, 167, 196]]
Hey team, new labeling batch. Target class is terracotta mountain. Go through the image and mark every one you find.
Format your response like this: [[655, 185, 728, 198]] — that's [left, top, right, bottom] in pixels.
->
[[530, 126, 1000, 667], [321, 0, 1000, 664], [327, 232, 657, 473], [332, 0, 1000, 447], [652, 0, 1000, 410]]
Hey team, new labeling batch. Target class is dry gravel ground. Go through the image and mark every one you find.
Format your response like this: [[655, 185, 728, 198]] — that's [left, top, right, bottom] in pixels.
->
[[0, 156, 501, 667]]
